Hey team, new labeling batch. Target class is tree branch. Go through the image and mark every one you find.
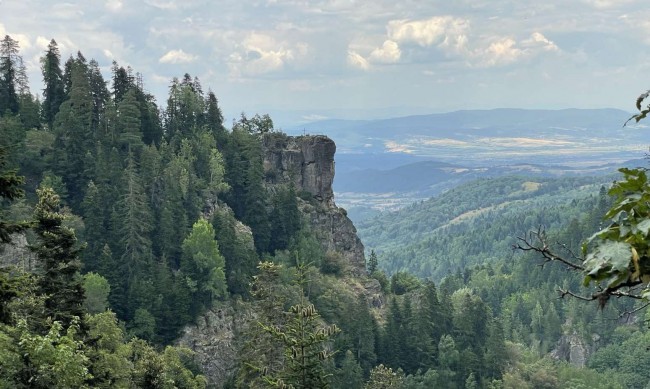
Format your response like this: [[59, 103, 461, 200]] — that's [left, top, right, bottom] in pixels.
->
[[514, 227, 584, 271]]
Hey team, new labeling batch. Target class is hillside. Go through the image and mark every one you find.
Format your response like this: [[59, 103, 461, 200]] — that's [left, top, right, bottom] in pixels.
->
[[288, 108, 645, 167], [357, 174, 616, 280]]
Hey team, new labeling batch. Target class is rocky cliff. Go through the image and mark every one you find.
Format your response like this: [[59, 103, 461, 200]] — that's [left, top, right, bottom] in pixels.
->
[[262, 133, 367, 274], [178, 134, 381, 386]]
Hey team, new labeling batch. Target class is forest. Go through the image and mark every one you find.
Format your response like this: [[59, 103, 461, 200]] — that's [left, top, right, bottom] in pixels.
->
[[1, 33, 650, 388]]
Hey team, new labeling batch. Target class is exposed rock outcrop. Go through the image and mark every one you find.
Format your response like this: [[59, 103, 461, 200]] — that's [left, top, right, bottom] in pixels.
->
[[180, 134, 381, 386], [262, 133, 367, 274], [177, 300, 255, 385], [550, 332, 591, 367], [0, 233, 36, 271]]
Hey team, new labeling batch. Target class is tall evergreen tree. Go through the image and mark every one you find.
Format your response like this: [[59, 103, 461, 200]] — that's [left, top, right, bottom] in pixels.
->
[[52, 58, 93, 206], [0, 147, 26, 243], [116, 88, 143, 154], [180, 218, 227, 316], [0, 35, 20, 115], [40, 39, 65, 129], [31, 187, 86, 328], [87, 59, 110, 135]]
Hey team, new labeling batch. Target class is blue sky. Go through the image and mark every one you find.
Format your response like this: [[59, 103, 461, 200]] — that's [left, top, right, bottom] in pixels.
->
[[1, 0, 648, 127]]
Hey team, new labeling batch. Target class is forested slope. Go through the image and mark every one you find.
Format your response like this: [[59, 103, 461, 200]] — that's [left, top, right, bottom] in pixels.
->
[[358, 175, 615, 279], [0, 34, 646, 388]]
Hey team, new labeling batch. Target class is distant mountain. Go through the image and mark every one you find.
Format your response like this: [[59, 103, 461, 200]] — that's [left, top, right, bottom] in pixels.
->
[[355, 174, 616, 280], [287, 108, 647, 222], [287, 108, 646, 167]]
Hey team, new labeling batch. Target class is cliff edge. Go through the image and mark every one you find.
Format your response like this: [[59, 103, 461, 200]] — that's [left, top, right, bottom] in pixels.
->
[[262, 133, 367, 274]]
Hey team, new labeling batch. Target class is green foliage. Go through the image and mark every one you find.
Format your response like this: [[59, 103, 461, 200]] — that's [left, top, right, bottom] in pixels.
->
[[332, 351, 364, 389], [582, 168, 650, 293], [0, 319, 90, 388], [367, 250, 378, 274], [0, 146, 27, 243], [390, 271, 421, 295], [181, 218, 227, 314], [82, 272, 110, 314], [364, 364, 404, 389], [253, 261, 340, 389], [359, 175, 612, 279], [32, 187, 86, 328]]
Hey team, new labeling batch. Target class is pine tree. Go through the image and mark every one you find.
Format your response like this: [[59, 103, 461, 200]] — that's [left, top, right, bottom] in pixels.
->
[[180, 218, 227, 315], [0, 146, 26, 243], [87, 59, 110, 135], [111, 61, 132, 104], [52, 58, 93, 206], [367, 250, 378, 274], [0, 35, 20, 115], [116, 88, 143, 155], [31, 187, 86, 328], [81, 181, 106, 272], [40, 39, 65, 129], [260, 261, 339, 388]]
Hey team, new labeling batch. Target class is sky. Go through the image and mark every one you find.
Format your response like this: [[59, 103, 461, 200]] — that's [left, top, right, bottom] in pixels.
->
[[1, 0, 649, 127]]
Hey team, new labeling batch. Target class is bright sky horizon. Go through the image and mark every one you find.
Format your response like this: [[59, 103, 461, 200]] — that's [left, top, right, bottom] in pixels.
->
[[1, 0, 648, 127]]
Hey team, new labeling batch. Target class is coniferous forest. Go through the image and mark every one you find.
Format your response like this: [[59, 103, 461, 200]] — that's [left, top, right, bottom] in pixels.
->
[[2, 34, 650, 388]]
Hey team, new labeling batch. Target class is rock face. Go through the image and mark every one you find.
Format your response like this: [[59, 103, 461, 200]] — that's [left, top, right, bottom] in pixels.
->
[[181, 134, 377, 387], [177, 300, 255, 385], [0, 233, 36, 271], [262, 134, 335, 203], [262, 133, 367, 274], [550, 332, 590, 367]]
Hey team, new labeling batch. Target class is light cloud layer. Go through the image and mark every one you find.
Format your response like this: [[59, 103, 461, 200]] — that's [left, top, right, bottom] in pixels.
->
[[0, 0, 647, 126], [159, 49, 197, 64]]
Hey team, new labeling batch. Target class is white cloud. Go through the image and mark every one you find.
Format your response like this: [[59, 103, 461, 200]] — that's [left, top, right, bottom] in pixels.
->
[[385, 140, 414, 153], [145, 0, 178, 10], [523, 32, 559, 52], [105, 0, 123, 12], [471, 32, 560, 68], [387, 16, 470, 50], [227, 32, 306, 77], [159, 49, 197, 64], [582, 0, 636, 9], [477, 38, 523, 67], [369, 40, 401, 63], [35, 36, 50, 51], [347, 50, 370, 70]]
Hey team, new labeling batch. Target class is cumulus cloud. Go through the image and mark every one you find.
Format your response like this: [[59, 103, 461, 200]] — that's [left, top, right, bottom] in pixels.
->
[[159, 49, 197, 64], [105, 0, 123, 12], [522, 32, 559, 52], [387, 16, 469, 51], [477, 38, 523, 67], [582, 0, 636, 9], [347, 50, 370, 70], [228, 32, 307, 77], [472, 32, 560, 67], [369, 40, 401, 63]]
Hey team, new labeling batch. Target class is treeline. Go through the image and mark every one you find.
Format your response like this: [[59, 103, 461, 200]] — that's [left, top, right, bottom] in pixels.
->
[[359, 175, 614, 279], [0, 33, 639, 388], [0, 36, 306, 344]]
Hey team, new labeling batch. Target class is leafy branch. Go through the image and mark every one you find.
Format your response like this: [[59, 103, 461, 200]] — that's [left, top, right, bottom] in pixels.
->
[[515, 166, 650, 309]]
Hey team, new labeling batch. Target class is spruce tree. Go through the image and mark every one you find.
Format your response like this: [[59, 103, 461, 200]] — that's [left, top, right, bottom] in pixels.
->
[[116, 88, 143, 155], [31, 187, 86, 328], [52, 59, 93, 206], [0, 35, 20, 115], [180, 218, 227, 315], [40, 39, 65, 129], [0, 146, 27, 243]]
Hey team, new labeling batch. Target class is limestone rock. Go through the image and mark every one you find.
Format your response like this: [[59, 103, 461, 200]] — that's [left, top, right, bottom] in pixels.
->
[[0, 233, 36, 271], [177, 300, 255, 385], [550, 332, 590, 367], [262, 133, 366, 275]]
